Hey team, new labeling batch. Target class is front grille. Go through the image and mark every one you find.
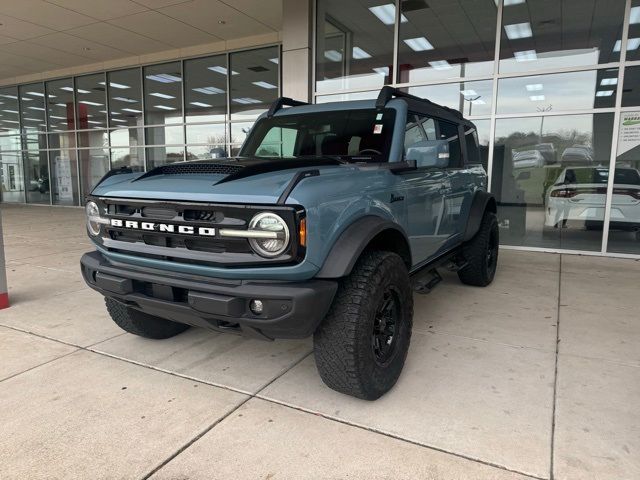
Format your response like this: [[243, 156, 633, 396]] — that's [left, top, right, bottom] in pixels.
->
[[157, 163, 244, 176], [94, 198, 304, 268]]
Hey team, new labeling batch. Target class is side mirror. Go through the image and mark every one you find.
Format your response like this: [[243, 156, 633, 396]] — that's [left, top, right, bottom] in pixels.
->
[[405, 140, 449, 169]]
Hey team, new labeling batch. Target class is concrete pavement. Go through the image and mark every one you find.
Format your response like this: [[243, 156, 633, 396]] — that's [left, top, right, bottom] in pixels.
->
[[0, 204, 638, 479]]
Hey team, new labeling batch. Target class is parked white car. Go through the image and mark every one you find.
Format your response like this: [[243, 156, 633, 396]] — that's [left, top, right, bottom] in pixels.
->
[[544, 167, 640, 236], [512, 149, 545, 169]]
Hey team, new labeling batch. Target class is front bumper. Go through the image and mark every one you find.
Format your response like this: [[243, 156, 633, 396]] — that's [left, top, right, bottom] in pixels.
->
[[81, 251, 337, 340]]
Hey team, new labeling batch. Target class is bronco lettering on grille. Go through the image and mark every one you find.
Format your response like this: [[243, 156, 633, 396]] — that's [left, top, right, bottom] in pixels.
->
[[110, 218, 216, 236]]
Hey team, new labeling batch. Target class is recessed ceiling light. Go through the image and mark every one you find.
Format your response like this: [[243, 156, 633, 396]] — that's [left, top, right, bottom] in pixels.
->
[[49, 115, 67, 119], [630, 6, 640, 24], [86, 120, 103, 124], [193, 86, 224, 95], [2, 109, 18, 114], [232, 97, 261, 104], [404, 36, 435, 51], [460, 89, 478, 96], [595, 90, 614, 97], [429, 60, 451, 70], [190, 101, 212, 107], [145, 73, 181, 83], [526, 83, 543, 91], [368, 4, 408, 25], [112, 97, 138, 103], [252, 81, 277, 89], [504, 22, 532, 39], [352, 46, 371, 59], [110, 118, 127, 123], [79, 100, 102, 106], [600, 78, 618, 86], [268, 57, 279, 64], [529, 95, 545, 101], [324, 50, 343, 62], [28, 106, 45, 111], [149, 92, 175, 99], [208, 66, 238, 75], [154, 105, 176, 110], [122, 108, 142, 113], [99, 81, 130, 89], [471, 99, 486, 104], [26, 91, 45, 97], [373, 66, 390, 76], [628, 38, 640, 50], [514, 50, 537, 61], [502, 0, 526, 5], [0, 94, 18, 99]]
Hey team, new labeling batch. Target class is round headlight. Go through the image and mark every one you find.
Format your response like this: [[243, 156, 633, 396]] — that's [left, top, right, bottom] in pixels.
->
[[248, 212, 290, 257], [85, 201, 103, 236]]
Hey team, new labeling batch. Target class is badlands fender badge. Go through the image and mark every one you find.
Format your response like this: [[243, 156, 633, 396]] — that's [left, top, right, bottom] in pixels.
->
[[109, 218, 216, 236]]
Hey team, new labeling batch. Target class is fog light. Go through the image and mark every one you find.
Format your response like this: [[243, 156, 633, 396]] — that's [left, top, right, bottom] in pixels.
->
[[249, 299, 264, 315]]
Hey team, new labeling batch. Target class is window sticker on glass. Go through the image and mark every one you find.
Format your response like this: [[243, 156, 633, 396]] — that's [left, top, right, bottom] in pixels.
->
[[376, 113, 383, 120], [373, 124, 383, 134]]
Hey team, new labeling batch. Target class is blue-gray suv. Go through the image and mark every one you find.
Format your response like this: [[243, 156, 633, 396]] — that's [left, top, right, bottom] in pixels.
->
[[80, 87, 498, 400]]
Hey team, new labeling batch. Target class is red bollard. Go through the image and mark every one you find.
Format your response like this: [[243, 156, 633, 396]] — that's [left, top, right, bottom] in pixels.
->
[[0, 209, 8, 309]]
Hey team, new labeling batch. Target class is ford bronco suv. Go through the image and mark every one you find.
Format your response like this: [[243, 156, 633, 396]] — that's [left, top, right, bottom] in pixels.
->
[[80, 87, 498, 400]]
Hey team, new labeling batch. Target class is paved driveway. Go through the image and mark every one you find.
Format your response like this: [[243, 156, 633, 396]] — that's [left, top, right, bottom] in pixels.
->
[[0, 204, 638, 479]]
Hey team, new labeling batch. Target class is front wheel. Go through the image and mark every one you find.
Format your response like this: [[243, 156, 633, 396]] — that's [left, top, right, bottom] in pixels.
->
[[105, 298, 190, 339], [313, 251, 413, 400], [458, 211, 499, 287]]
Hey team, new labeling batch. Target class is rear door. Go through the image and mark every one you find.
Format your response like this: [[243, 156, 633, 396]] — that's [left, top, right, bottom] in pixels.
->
[[401, 113, 453, 264]]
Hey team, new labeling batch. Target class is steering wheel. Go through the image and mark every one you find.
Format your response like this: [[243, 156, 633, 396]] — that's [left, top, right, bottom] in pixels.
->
[[358, 148, 382, 155]]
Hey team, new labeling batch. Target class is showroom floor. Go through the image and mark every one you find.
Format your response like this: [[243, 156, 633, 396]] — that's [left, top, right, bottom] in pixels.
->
[[0, 204, 638, 480]]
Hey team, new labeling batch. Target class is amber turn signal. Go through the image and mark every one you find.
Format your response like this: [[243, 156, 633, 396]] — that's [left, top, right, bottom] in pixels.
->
[[298, 218, 307, 247]]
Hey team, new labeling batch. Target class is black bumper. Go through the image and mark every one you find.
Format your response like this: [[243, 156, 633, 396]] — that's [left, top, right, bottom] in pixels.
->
[[80, 251, 337, 340]]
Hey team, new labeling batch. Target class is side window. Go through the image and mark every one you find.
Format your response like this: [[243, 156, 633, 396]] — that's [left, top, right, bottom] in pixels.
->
[[437, 121, 462, 168], [464, 126, 481, 165], [255, 127, 297, 157], [404, 114, 425, 152]]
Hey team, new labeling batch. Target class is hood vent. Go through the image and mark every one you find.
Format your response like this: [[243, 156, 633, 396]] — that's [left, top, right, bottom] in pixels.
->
[[133, 161, 244, 181]]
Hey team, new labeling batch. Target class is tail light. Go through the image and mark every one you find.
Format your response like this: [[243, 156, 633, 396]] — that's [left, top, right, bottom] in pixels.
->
[[550, 188, 577, 198], [613, 188, 640, 200]]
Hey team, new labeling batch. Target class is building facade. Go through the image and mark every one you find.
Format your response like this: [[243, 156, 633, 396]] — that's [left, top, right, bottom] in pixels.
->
[[0, 0, 639, 258]]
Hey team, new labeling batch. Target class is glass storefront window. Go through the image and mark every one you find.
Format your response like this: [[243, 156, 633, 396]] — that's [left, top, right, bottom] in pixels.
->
[[46, 78, 75, 132], [405, 80, 493, 117], [499, 0, 626, 74], [109, 127, 143, 148], [186, 144, 228, 160], [0, 135, 22, 151], [185, 55, 227, 123], [108, 68, 143, 127], [626, 0, 640, 62], [111, 147, 144, 171], [607, 110, 640, 254], [622, 66, 640, 107], [230, 122, 255, 144], [497, 69, 618, 114], [77, 129, 109, 149], [146, 146, 185, 169], [144, 62, 183, 125], [19, 83, 46, 133], [78, 148, 110, 197], [0, 151, 24, 203], [398, 0, 496, 84], [48, 149, 78, 206], [145, 125, 184, 145], [316, 0, 394, 93], [316, 90, 379, 103], [185, 123, 226, 146], [492, 113, 614, 251], [0, 86, 20, 135], [48, 131, 75, 150], [75, 73, 108, 130], [229, 46, 279, 121], [23, 150, 49, 204]]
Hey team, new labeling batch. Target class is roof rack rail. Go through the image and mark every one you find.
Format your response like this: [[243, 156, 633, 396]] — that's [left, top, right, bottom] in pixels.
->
[[375, 86, 463, 119], [267, 97, 309, 117]]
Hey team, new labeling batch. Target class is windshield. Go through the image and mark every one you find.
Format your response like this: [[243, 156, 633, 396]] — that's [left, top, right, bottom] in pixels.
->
[[240, 108, 396, 162], [561, 168, 640, 185]]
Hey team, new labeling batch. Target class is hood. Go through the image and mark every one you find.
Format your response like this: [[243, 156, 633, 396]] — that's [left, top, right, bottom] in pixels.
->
[[91, 157, 346, 204]]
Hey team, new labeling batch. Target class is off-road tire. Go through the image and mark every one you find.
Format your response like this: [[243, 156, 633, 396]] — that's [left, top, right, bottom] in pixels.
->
[[458, 211, 499, 287], [313, 251, 413, 400], [105, 298, 190, 339]]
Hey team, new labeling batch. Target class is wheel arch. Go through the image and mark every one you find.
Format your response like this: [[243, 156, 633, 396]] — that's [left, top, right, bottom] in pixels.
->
[[463, 190, 497, 242], [315, 216, 412, 279]]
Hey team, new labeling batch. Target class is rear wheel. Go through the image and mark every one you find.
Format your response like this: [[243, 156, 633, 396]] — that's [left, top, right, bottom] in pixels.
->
[[105, 298, 190, 339], [458, 211, 499, 287], [313, 251, 413, 400]]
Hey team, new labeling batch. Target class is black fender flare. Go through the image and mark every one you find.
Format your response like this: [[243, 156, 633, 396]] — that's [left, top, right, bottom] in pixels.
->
[[463, 190, 497, 242], [315, 216, 411, 279]]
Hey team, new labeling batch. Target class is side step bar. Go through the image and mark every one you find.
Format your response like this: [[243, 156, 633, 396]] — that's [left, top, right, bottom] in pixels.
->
[[412, 269, 442, 294]]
